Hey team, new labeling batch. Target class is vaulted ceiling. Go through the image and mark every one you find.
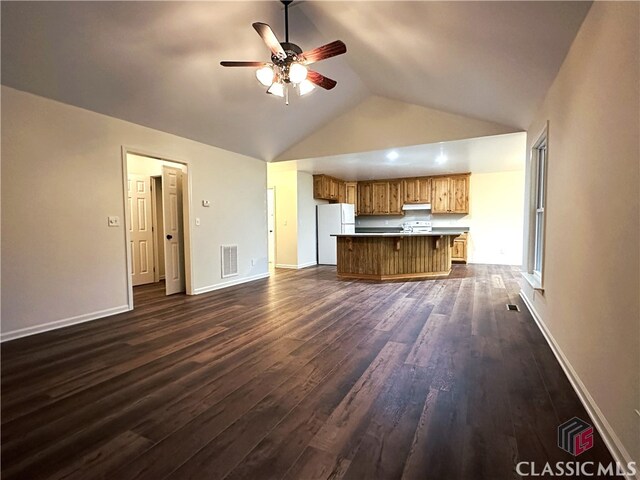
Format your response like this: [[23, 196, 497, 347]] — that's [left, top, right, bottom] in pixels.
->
[[1, 1, 591, 161]]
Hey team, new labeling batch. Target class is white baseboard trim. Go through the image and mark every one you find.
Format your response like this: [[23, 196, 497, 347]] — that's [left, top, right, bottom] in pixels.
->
[[192, 272, 270, 295], [519, 291, 638, 479], [1, 305, 131, 343], [275, 262, 317, 269], [297, 261, 318, 269]]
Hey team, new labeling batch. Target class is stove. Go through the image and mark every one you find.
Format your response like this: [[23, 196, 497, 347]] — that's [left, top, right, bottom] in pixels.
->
[[401, 221, 432, 233]]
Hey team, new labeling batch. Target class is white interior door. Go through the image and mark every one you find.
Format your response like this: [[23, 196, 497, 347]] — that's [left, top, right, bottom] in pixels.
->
[[128, 174, 155, 286], [267, 188, 276, 265], [162, 166, 185, 295]]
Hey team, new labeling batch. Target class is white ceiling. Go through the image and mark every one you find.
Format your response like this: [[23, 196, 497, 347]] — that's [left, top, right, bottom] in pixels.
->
[[268, 132, 527, 180], [1, 1, 590, 161]]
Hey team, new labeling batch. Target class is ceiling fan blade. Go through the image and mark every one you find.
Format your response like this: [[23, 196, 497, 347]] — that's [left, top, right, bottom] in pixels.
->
[[220, 61, 267, 67], [252, 22, 286, 59], [302, 40, 347, 64], [307, 70, 337, 90]]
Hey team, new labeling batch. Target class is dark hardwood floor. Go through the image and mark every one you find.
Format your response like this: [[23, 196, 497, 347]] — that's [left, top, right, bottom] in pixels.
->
[[1, 265, 619, 479]]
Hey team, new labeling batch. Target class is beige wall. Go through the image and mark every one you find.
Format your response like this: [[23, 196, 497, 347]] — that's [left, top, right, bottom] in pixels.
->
[[468, 171, 525, 265], [521, 2, 639, 465], [276, 95, 519, 161], [266, 168, 326, 269], [127, 153, 186, 176], [1, 86, 269, 340], [267, 169, 298, 268], [296, 172, 323, 268]]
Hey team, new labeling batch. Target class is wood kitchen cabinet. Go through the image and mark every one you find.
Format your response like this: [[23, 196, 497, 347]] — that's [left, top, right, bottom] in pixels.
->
[[388, 180, 403, 214], [313, 174, 343, 202], [451, 233, 468, 263], [403, 177, 431, 204], [345, 182, 357, 206], [338, 182, 347, 203], [316, 173, 469, 214], [358, 180, 404, 216], [431, 174, 470, 214], [372, 182, 390, 214], [357, 182, 373, 215]]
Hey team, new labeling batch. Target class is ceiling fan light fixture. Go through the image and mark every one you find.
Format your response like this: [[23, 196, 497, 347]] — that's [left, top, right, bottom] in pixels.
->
[[267, 81, 285, 97], [256, 65, 275, 87], [298, 79, 315, 96], [288, 62, 308, 84]]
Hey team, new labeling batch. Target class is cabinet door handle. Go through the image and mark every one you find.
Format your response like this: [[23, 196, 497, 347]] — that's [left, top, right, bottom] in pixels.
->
[[166, 234, 173, 240]]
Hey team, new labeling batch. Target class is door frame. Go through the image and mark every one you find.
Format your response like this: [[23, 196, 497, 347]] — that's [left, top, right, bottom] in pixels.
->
[[150, 175, 163, 283], [267, 187, 276, 266], [121, 146, 194, 309]]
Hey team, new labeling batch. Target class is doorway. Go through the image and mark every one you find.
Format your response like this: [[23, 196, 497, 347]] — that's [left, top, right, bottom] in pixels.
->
[[124, 151, 191, 304], [267, 187, 276, 268]]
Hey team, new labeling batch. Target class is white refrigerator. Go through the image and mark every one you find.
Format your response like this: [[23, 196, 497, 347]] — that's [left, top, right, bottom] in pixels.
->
[[317, 203, 355, 265]]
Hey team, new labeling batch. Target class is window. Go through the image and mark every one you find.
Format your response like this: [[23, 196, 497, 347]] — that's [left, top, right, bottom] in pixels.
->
[[533, 135, 547, 281], [524, 128, 548, 290]]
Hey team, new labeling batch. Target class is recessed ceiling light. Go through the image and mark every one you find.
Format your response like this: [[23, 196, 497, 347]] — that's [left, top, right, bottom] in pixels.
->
[[386, 151, 399, 160], [436, 154, 447, 164]]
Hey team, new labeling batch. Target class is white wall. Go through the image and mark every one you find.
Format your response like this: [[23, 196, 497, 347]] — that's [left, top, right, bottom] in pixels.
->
[[521, 2, 639, 466], [1, 86, 268, 340]]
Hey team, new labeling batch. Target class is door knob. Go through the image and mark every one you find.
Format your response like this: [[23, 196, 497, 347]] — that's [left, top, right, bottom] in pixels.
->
[[166, 234, 173, 240]]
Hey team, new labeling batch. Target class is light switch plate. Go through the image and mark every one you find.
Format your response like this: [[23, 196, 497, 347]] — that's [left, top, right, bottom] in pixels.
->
[[108, 216, 120, 227], [202, 200, 210, 207]]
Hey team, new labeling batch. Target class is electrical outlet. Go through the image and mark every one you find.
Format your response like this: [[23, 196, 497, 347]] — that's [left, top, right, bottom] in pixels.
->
[[108, 216, 120, 227], [195, 218, 201, 226]]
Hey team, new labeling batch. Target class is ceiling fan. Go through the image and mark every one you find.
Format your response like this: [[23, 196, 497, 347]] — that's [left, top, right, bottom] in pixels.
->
[[220, 0, 347, 104]]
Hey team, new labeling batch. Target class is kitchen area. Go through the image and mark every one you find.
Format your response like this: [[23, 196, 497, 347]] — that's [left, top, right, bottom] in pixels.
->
[[266, 133, 526, 275], [315, 173, 470, 280]]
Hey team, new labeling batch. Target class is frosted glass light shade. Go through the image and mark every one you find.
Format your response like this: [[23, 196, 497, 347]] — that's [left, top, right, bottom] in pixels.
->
[[267, 81, 285, 97], [256, 65, 275, 87], [298, 79, 315, 96], [288, 63, 308, 84]]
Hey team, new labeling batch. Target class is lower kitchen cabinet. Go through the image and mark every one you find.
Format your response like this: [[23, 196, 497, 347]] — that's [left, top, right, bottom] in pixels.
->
[[451, 233, 468, 263]]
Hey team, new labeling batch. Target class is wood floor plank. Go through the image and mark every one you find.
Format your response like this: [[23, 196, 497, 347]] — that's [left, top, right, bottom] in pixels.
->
[[1, 266, 622, 480]]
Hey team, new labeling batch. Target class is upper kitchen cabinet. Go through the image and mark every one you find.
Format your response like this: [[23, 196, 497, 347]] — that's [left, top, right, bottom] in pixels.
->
[[338, 182, 347, 203], [357, 181, 374, 215], [315, 173, 469, 214], [431, 174, 470, 214], [359, 180, 403, 216], [345, 182, 357, 206], [313, 174, 342, 202], [403, 177, 431, 204], [388, 180, 403, 214], [372, 182, 390, 214]]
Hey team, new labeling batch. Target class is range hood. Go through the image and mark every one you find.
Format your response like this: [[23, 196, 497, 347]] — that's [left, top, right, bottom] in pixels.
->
[[402, 203, 432, 211]]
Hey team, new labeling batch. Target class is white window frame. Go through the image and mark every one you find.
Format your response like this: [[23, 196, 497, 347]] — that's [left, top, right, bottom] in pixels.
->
[[527, 125, 548, 289]]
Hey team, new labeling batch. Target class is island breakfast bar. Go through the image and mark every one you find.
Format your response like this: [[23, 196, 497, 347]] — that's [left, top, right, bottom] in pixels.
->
[[331, 232, 467, 281]]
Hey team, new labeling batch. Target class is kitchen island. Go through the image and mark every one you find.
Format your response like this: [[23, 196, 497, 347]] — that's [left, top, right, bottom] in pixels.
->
[[331, 231, 467, 281]]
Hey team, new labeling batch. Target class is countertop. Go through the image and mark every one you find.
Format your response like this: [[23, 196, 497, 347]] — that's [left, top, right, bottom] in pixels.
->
[[332, 231, 468, 237]]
